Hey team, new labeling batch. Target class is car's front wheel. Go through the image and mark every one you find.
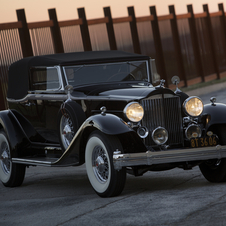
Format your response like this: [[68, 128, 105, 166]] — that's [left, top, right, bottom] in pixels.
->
[[0, 130, 26, 187], [85, 131, 126, 197], [199, 125, 226, 182]]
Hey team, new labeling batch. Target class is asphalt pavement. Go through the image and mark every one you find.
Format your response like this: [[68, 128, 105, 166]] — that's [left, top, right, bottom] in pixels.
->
[[1, 83, 226, 226], [186, 80, 226, 104]]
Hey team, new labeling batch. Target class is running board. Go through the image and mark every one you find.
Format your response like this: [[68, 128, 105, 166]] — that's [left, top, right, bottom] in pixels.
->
[[12, 156, 79, 167]]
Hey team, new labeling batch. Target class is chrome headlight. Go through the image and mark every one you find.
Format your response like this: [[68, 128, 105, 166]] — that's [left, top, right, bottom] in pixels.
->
[[124, 102, 144, 122], [185, 124, 202, 139], [183, 96, 203, 117], [152, 127, 168, 145]]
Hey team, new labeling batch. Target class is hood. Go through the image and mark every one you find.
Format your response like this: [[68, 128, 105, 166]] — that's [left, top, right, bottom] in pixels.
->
[[72, 83, 176, 101]]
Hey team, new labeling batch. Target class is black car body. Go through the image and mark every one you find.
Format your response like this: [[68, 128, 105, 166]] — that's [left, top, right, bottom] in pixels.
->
[[1, 50, 226, 197]]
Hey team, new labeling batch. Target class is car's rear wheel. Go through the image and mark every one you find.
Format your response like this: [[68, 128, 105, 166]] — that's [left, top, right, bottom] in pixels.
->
[[0, 130, 26, 187], [199, 125, 226, 182], [85, 131, 126, 197]]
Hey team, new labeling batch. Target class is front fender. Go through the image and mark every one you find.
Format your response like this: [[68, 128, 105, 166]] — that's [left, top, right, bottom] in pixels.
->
[[54, 113, 136, 166], [88, 113, 134, 135], [0, 110, 30, 157], [203, 103, 226, 129]]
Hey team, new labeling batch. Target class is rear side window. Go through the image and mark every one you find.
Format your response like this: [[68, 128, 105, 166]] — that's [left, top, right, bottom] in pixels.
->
[[29, 67, 60, 91]]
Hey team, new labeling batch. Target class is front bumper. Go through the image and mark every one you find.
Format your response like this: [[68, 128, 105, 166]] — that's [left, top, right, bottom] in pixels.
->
[[113, 145, 226, 170]]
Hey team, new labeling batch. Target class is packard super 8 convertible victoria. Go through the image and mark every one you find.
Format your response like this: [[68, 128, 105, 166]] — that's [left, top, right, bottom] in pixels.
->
[[1, 50, 226, 197]]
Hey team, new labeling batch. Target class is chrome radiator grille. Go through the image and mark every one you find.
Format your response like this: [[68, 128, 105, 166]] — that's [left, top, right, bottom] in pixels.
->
[[141, 95, 183, 147]]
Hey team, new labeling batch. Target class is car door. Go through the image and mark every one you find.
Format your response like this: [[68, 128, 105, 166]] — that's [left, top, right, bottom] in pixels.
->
[[28, 66, 63, 143]]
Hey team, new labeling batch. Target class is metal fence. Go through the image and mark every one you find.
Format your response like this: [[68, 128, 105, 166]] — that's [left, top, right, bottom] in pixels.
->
[[1, 3, 226, 110]]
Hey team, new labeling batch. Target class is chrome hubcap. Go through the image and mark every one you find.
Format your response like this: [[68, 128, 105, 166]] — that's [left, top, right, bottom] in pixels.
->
[[63, 124, 72, 135], [0, 141, 11, 174], [60, 114, 75, 148], [92, 146, 109, 183]]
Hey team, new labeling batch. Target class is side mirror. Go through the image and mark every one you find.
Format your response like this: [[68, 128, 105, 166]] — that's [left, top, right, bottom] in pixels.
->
[[149, 58, 160, 84], [171, 75, 181, 93], [171, 75, 180, 86]]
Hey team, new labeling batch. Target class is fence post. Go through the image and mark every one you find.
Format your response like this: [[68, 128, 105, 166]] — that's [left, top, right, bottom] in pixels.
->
[[187, 5, 205, 82], [218, 3, 226, 66], [203, 4, 220, 79], [48, 8, 64, 53], [78, 8, 92, 51], [149, 6, 168, 87], [16, 9, 33, 57], [128, 6, 141, 54], [169, 5, 187, 87], [104, 7, 117, 50]]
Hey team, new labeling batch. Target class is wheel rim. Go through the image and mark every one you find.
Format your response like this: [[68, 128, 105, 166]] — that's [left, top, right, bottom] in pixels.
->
[[92, 145, 109, 183], [60, 113, 75, 149], [85, 136, 111, 193], [205, 159, 221, 169], [0, 133, 12, 183]]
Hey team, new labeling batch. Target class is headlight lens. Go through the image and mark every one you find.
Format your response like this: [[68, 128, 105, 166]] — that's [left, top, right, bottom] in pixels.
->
[[183, 96, 203, 117], [124, 102, 144, 122], [152, 127, 168, 145], [185, 124, 202, 139]]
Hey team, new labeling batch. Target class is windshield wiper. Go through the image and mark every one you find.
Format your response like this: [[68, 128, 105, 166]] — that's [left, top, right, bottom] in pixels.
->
[[127, 62, 144, 70], [66, 65, 85, 78]]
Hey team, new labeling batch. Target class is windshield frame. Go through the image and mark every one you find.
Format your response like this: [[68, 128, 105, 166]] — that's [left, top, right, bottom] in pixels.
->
[[62, 60, 150, 87]]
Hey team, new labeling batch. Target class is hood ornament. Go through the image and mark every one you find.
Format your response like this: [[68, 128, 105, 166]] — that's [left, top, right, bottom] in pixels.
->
[[159, 79, 165, 87], [156, 79, 165, 88]]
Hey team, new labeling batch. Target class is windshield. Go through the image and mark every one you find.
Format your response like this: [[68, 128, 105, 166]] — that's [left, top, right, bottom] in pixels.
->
[[63, 61, 149, 87]]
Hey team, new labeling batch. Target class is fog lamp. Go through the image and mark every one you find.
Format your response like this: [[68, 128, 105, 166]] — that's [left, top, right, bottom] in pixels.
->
[[185, 124, 202, 139], [152, 127, 168, 145], [137, 126, 149, 138]]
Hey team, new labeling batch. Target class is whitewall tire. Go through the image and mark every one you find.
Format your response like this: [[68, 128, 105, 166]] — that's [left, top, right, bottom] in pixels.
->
[[85, 131, 126, 197], [0, 130, 26, 187]]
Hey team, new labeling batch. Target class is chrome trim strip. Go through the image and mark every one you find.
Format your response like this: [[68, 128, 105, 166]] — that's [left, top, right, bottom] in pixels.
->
[[7, 93, 137, 103], [113, 145, 226, 170], [7, 94, 68, 103]]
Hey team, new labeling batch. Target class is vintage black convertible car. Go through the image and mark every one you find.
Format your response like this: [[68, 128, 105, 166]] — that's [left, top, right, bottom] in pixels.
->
[[1, 50, 226, 197]]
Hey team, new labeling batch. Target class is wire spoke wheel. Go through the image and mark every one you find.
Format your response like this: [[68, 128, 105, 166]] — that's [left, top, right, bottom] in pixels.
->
[[92, 145, 109, 183]]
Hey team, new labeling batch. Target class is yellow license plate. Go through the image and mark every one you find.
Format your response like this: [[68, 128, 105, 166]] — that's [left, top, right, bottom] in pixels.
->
[[190, 135, 218, 148]]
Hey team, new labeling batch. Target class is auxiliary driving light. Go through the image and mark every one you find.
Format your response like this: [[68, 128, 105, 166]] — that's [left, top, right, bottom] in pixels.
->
[[137, 126, 149, 138], [152, 127, 168, 145], [185, 124, 202, 139]]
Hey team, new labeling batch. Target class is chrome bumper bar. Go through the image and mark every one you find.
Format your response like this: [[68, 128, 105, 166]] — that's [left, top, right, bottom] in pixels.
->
[[113, 145, 226, 170]]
